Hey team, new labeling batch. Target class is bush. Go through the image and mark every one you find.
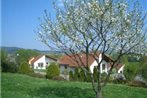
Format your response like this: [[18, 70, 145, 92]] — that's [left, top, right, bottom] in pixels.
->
[[46, 62, 60, 79], [52, 76, 65, 81], [18, 61, 33, 74], [101, 73, 107, 82], [112, 73, 126, 84], [29, 73, 46, 78], [1, 50, 18, 73], [128, 81, 147, 88], [73, 67, 79, 81], [79, 69, 86, 82], [138, 63, 147, 81], [93, 67, 98, 82], [86, 72, 92, 82], [1, 61, 18, 73], [69, 71, 74, 81], [124, 63, 138, 82]]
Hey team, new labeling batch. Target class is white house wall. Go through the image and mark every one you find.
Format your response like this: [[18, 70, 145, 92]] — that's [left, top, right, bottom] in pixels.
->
[[34, 56, 45, 69], [60, 65, 75, 74], [90, 60, 108, 74], [33, 56, 55, 69]]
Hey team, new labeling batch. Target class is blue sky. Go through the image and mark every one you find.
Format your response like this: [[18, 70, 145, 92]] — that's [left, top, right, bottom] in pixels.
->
[[1, 0, 147, 50]]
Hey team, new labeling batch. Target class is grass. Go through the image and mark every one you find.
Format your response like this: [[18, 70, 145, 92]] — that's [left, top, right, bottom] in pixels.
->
[[1, 73, 147, 98]]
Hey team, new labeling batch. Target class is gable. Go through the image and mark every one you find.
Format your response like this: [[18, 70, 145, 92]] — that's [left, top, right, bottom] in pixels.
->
[[29, 55, 57, 65]]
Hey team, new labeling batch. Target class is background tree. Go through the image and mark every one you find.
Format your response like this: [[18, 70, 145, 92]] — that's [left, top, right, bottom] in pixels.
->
[[46, 62, 60, 79], [1, 50, 18, 73], [138, 56, 147, 81], [37, 0, 147, 98], [16, 49, 39, 65]]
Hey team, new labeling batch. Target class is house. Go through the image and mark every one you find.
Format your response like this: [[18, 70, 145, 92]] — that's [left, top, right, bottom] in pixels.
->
[[29, 55, 57, 69], [58, 52, 125, 75]]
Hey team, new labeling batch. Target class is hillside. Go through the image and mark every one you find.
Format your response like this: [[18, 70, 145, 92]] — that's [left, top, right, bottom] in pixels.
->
[[0, 46, 63, 55], [2, 73, 147, 98], [1, 47, 22, 54]]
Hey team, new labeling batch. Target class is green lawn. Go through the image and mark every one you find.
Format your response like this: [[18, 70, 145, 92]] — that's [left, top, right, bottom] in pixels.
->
[[1, 73, 147, 98]]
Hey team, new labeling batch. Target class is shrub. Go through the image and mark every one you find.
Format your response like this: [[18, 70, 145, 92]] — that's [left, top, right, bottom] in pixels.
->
[[138, 62, 147, 81], [69, 71, 74, 81], [52, 76, 65, 81], [73, 67, 79, 81], [1, 61, 18, 73], [86, 72, 92, 82], [46, 62, 60, 79], [18, 61, 33, 74], [112, 73, 126, 84], [79, 69, 86, 82], [93, 67, 98, 82], [128, 81, 147, 88], [1, 50, 18, 73], [101, 73, 107, 82], [124, 64, 138, 82], [29, 73, 46, 78]]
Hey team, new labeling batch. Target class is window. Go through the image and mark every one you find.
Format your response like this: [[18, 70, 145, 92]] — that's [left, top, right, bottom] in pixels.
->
[[64, 65, 67, 69], [38, 63, 43, 68], [102, 64, 105, 70]]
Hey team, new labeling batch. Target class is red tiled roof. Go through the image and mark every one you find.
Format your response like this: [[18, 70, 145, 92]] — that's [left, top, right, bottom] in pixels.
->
[[58, 53, 101, 67], [58, 53, 124, 69]]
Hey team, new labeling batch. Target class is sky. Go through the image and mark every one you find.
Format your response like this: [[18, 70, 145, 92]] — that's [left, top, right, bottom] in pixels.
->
[[1, 0, 147, 50]]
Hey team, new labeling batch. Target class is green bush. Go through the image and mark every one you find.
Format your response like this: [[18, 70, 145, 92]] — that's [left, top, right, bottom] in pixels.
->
[[79, 69, 86, 82], [86, 72, 92, 82], [124, 64, 138, 82], [101, 72, 107, 82], [93, 67, 98, 82], [128, 81, 147, 88], [139, 64, 147, 81], [46, 62, 60, 79], [73, 67, 79, 81], [18, 61, 33, 74], [52, 76, 65, 81], [1, 61, 18, 73], [69, 71, 74, 81], [29, 73, 45, 78], [1, 50, 18, 73]]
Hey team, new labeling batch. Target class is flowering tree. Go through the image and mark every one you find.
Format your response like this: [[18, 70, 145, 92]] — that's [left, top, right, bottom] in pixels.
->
[[37, 0, 147, 98]]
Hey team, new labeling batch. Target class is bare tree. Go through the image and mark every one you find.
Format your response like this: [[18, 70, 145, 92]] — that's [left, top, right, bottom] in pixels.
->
[[37, 0, 147, 98]]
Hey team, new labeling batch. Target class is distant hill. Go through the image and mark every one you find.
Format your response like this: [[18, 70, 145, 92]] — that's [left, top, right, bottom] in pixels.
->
[[0, 46, 63, 55], [1, 47, 22, 54]]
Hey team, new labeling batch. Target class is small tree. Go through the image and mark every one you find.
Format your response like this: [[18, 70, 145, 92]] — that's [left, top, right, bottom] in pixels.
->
[[1, 50, 18, 73], [37, 0, 147, 98], [46, 62, 60, 79], [18, 61, 32, 74]]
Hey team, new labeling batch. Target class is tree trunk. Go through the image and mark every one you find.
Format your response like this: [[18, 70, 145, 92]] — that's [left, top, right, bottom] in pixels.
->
[[96, 90, 102, 98]]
